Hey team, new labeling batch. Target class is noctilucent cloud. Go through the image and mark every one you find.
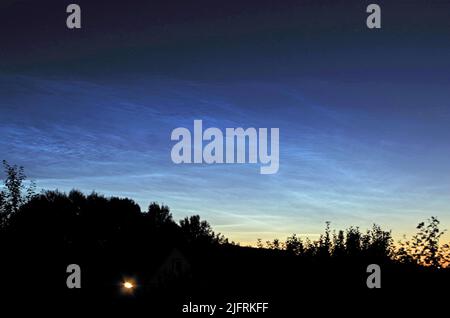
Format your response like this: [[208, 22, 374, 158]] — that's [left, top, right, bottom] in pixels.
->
[[1, 0, 450, 244]]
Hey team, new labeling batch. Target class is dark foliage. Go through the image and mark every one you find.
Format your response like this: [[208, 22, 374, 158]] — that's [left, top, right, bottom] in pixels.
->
[[0, 162, 449, 314]]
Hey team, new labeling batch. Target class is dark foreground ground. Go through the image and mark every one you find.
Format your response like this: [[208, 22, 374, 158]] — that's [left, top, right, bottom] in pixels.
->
[[1, 240, 449, 316], [1, 191, 449, 316]]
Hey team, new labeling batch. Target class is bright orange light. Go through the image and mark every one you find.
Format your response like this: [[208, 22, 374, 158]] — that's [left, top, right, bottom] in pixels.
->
[[123, 281, 134, 289]]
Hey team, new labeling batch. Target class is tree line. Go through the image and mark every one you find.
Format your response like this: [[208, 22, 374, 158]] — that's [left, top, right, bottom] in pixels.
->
[[1, 160, 449, 269]]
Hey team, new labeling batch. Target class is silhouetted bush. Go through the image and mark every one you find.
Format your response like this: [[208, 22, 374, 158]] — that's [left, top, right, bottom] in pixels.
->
[[396, 217, 450, 268]]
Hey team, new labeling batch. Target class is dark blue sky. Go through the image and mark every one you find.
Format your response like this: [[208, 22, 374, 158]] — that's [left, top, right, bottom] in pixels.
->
[[1, 0, 450, 244]]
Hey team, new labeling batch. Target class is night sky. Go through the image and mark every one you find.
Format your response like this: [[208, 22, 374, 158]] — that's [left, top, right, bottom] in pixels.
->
[[1, 0, 450, 244]]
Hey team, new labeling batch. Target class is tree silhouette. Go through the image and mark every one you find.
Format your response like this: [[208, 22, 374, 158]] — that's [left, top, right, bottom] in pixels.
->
[[256, 238, 264, 249], [332, 230, 345, 258], [147, 202, 174, 227], [317, 221, 331, 258], [397, 216, 449, 268], [345, 226, 362, 257], [266, 238, 282, 250], [285, 234, 304, 255], [179, 215, 221, 245], [0, 160, 35, 228], [366, 224, 392, 260]]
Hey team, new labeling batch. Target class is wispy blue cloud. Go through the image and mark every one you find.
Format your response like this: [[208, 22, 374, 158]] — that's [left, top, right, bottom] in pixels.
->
[[1, 74, 450, 244]]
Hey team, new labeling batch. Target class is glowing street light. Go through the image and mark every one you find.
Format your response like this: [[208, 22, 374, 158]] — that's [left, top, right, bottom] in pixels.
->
[[120, 278, 137, 294], [123, 281, 134, 289]]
